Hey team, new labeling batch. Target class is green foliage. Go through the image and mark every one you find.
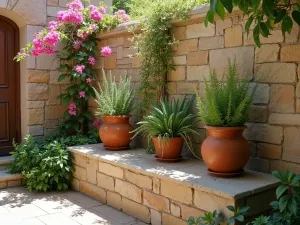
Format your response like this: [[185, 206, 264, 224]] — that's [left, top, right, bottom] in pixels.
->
[[8, 131, 100, 192], [132, 96, 199, 153], [188, 170, 300, 225], [130, 0, 204, 112], [196, 60, 254, 127], [206, 0, 300, 47], [112, 0, 131, 13], [93, 69, 135, 116]]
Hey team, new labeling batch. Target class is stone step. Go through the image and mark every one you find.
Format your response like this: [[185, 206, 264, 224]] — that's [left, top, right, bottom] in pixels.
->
[[0, 170, 22, 189], [0, 156, 13, 170]]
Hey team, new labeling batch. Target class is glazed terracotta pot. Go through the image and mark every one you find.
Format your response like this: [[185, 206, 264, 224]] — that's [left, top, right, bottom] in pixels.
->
[[201, 126, 250, 173], [153, 137, 184, 159], [99, 116, 133, 150]]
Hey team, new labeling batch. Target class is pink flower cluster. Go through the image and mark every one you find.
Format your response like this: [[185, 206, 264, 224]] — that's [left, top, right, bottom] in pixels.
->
[[32, 30, 59, 57], [101, 46, 112, 56], [57, 0, 83, 25], [43, 31, 60, 47], [69, 103, 77, 116], [90, 10, 103, 21], [79, 91, 85, 98], [114, 10, 130, 23], [86, 78, 92, 83], [74, 40, 82, 49], [93, 120, 102, 127], [74, 64, 85, 74], [66, 0, 83, 10], [88, 56, 95, 65]]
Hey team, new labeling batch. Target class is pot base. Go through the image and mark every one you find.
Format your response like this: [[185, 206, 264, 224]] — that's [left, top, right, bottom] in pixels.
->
[[208, 169, 245, 178], [155, 155, 183, 163], [104, 145, 130, 151]]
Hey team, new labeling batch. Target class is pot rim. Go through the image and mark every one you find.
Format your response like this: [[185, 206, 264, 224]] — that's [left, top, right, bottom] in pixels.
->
[[102, 115, 131, 118], [204, 125, 247, 130], [152, 136, 184, 140]]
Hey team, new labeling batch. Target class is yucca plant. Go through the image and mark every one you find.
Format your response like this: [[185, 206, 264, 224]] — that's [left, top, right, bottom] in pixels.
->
[[93, 69, 135, 116], [196, 60, 255, 127], [132, 96, 200, 153]]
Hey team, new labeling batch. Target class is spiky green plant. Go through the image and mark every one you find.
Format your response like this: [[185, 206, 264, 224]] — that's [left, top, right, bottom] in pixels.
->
[[93, 69, 135, 116], [132, 96, 200, 154], [196, 60, 255, 127]]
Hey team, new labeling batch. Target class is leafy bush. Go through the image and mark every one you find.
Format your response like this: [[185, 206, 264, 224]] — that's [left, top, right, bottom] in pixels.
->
[[188, 170, 300, 225], [132, 97, 199, 152], [196, 60, 254, 127], [8, 130, 100, 192], [93, 69, 135, 116]]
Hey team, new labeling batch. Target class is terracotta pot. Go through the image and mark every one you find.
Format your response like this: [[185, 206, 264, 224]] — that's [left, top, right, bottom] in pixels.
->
[[201, 126, 250, 173], [99, 116, 133, 150], [153, 137, 184, 159]]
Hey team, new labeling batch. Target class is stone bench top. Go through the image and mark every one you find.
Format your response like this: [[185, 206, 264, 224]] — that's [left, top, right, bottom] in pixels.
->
[[68, 144, 279, 200]]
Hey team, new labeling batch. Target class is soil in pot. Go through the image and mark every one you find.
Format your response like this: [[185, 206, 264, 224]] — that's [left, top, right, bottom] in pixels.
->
[[99, 116, 133, 150], [201, 126, 250, 174], [153, 137, 184, 160]]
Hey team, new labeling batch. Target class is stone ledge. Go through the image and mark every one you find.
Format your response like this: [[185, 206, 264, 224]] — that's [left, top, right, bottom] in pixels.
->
[[68, 144, 279, 199]]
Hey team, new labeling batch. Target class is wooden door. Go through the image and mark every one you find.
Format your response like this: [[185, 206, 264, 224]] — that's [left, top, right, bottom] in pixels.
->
[[0, 16, 20, 156]]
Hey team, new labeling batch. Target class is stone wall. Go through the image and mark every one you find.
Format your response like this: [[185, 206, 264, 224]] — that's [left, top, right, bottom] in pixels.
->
[[93, 6, 300, 174]]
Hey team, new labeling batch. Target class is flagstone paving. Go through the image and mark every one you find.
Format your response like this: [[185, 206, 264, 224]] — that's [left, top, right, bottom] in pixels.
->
[[0, 187, 146, 225]]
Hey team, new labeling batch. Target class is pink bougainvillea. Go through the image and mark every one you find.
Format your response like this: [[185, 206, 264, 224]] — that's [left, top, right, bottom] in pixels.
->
[[74, 65, 85, 74], [88, 56, 95, 65], [86, 78, 92, 83], [93, 120, 102, 127], [90, 10, 103, 21], [69, 103, 77, 116], [101, 46, 112, 56], [79, 91, 85, 98]]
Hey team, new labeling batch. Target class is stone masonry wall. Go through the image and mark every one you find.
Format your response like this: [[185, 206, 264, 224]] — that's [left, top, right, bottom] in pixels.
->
[[92, 8, 300, 174], [70, 150, 276, 225]]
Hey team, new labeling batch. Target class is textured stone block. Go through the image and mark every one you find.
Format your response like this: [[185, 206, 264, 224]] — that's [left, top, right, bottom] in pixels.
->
[[97, 173, 114, 191], [80, 181, 106, 203], [27, 70, 49, 83], [269, 113, 300, 126], [122, 198, 150, 223], [151, 209, 162, 225], [172, 56, 186, 65], [199, 36, 224, 50], [281, 45, 300, 62], [176, 83, 198, 94], [187, 51, 208, 65], [71, 178, 79, 191], [86, 158, 98, 185], [29, 125, 44, 136], [269, 85, 295, 113], [249, 106, 268, 123], [187, 66, 210, 81], [107, 191, 121, 210], [170, 204, 180, 217], [104, 54, 117, 69], [224, 26, 243, 47], [45, 105, 67, 120], [37, 54, 59, 70], [47, 85, 61, 105], [283, 127, 300, 163], [143, 191, 170, 212], [181, 205, 205, 220], [216, 18, 232, 35], [172, 26, 186, 40], [72, 154, 86, 168], [125, 170, 152, 190], [255, 44, 279, 63], [186, 22, 215, 38], [115, 179, 142, 203], [249, 83, 270, 104], [28, 83, 48, 100], [161, 180, 192, 204], [168, 66, 185, 81], [27, 109, 44, 125], [73, 165, 87, 181], [49, 71, 70, 84], [176, 39, 198, 55], [27, 101, 44, 109], [98, 162, 124, 178], [257, 143, 282, 160], [153, 177, 160, 194], [162, 213, 186, 225]]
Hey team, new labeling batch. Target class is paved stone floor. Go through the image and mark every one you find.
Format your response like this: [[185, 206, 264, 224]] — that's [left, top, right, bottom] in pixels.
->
[[0, 187, 145, 225]]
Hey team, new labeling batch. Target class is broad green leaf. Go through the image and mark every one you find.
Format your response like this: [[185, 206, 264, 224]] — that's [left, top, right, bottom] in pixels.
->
[[292, 10, 300, 25], [220, 0, 233, 12], [251, 0, 260, 13], [216, 0, 226, 19], [287, 198, 297, 215], [275, 9, 287, 24], [253, 24, 261, 47], [227, 205, 235, 211], [205, 10, 215, 26], [245, 15, 254, 34], [259, 22, 270, 37], [272, 171, 286, 182], [262, 0, 275, 19], [276, 185, 288, 199], [282, 15, 293, 35], [58, 74, 68, 82], [235, 215, 244, 222], [210, 0, 217, 13], [279, 195, 290, 212]]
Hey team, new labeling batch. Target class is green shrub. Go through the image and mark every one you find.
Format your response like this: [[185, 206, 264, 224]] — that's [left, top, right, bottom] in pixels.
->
[[132, 97, 199, 153], [196, 60, 255, 127], [93, 69, 135, 116]]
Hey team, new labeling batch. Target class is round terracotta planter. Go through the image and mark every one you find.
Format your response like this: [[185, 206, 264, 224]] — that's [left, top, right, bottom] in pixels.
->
[[201, 126, 250, 173], [99, 116, 133, 150], [153, 137, 184, 160]]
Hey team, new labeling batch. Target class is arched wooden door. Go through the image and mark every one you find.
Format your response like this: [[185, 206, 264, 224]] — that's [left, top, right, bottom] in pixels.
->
[[0, 16, 20, 156]]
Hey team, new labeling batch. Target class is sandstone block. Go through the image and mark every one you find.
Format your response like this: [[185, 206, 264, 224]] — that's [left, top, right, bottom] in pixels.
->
[[123, 48, 137, 57], [255, 44, 279, 63], [47, 6, 65, 17], [105, 54, 117, 69], [210, 47, 254, 78], [172, 26, 186, 40], [27, 70, 49, 83], [107, 191, 121, 210], [98, 162, 124, 178], [80, 181, 106, 203], [249, 106, 268, 123], [181, 205, 205, 220], [216, 18, 232, 35], [244, 123, 283, 144], [244, 30, 284, 45], [108, 37, 124, 47], [187, 51, 208, 65], [115, 179, 142, 203], [97, 173, 114, 191], [86, 158, 98, 185], [27, 109, 44, 125], [122, 198, 150, 223], [176, 39, 198, 55], [246, 189, 276, 216], [47, 85, 61, 105], [257, 143, 282, 160], [0, 182, 7, 189], [28, 83, 48, 100], [72, 154, 87, 168], [162, 213, 186, 225], [125, 170, 152, 190], [49, 71, 70, 84], [117, 58, 131, 65], [199, 36, 224, 50], [170, 204, 180, 217], [132, 57, 141, 68], [269, 85, 295, 113], [73, 165, 87, 181], [151, 209, 162, 225], [172, 56, 186, 65], [297, 99, 300, 113], [45, 105, 67, 120], [281, 45, 300, 62], [297, 83, 300, 97], [161, 180, 192, 204], [249, 83, 270, 104], [7, 180, 22, 188], [167, 82, 176, 95], [153, 177, 160, 194], [27, 101, 44, 109], [143, 191, 170, 212], [187, 66, 210, 81], [186, 22, 215, 39], [283, 127, 300, 163], [254, 63, 296, 83], [71, 178, 79, 191], [177, 83, 198, 94], [29, 125, 44, 136], [168, 66, 185, 81], [271, 160, 300, 174], [285, 25, 299, 43], [36, 54, 59, 70], [224, 26, 243, 47], [117, 46, 123, 60], [47, 0, 58, 6], [269, 113, 300, 126]]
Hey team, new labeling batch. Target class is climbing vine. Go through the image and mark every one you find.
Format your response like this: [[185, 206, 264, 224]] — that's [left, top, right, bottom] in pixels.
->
[[15, 0, 129, 132]]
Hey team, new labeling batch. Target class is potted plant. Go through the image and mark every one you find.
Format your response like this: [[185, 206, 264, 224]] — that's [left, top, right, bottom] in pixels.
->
[[196, 60, 255, 176], [93, 69, 135, 150], [132, 97, 199, 161]]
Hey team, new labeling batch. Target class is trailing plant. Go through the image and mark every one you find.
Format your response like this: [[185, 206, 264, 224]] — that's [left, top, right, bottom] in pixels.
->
[[130, 0, 204, 112], [93, 70, 135, 116], [14, 0, 130, 132], [188, 170, 300, 225], [205, 0, 300, 47], [196, 59, 255, 127], [131, 96, 200, 154]]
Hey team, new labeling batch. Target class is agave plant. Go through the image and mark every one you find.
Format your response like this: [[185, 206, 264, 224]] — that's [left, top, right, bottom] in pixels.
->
[[93, 69, 135, 116], [132, 96, 200, 153]]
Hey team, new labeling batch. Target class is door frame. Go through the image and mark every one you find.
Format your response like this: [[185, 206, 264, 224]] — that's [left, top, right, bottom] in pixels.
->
[[0, 15, 21, 144]]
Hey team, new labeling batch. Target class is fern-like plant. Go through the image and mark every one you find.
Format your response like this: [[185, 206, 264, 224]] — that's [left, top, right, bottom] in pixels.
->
[[196, 60, 255, 127], [93, 69, 135, 116], [132, 96, 200, 152]]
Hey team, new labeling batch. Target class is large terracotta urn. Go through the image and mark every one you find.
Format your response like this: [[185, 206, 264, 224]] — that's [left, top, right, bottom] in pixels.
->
[[201, 126, 250, 174], [99, 116, 133, 150], [153, 137, 184, 161]]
